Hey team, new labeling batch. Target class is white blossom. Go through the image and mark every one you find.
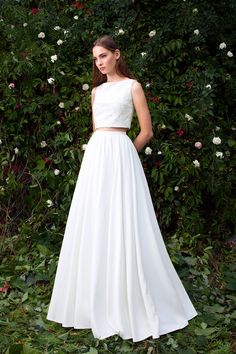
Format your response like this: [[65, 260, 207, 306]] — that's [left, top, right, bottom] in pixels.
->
[[149, 30, 156, 37], [54, 169, 60, 175], [75, 106, 80, 111], [57, 39, 63, 46], [145, 83, 151, 88], [46, 199, 53, 207], [192, 8, 198, 13], [38, 32, 45, 39], [219, 42, 226, 49], [215, 126, 220, 131], [118, 28, 124, 35], [193, 159, 200, 167], [174, 186, 180, 192], [51, 54, 58, 63], [64, 30, 69, 35], [145, 147, 152, 155], [82, 144, 87, 151], [74, 15, 78, 20], [212, 137, 221, 145], [161, 124, 166, 129], [194, 29, 199, 35], [185, 113, 193, 121], [82, 83, 89, 91], [206, 84, 211, 89], [157, 151, 162, 155], [215, 151, 224, 159], [47, 77, 55, 84], [40, 140, 47, 148], [60, 70, 65, 76], [23, 23, 28, 27], [0, 139, 2, 144], [58, 102, 65, 108], [14, 147, 19, 154], [141, 52, 147, 57], [8, 83, 15, 89], [0, 186, 5, 192], [195, 46, 200, 52], [227, 51, 233, 57], [54, 26, 61, 31], [57, 120, 61, 125]]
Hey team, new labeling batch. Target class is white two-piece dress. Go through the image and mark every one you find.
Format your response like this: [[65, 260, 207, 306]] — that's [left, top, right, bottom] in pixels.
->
[[47, 78, 197, 342]]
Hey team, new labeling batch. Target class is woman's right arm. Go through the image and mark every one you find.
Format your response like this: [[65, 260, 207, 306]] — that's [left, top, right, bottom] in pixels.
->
[[91, 87, 96, 132]]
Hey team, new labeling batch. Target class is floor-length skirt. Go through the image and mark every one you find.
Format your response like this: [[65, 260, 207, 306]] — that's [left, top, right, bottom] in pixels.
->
[[47, 130, 197, 342]]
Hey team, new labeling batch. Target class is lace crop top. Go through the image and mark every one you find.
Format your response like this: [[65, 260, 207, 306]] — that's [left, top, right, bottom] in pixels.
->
[[92, 78, 136, 129]]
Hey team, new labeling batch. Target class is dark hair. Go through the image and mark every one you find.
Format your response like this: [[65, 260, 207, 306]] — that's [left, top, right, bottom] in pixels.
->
[[92, 35, 134, 88]]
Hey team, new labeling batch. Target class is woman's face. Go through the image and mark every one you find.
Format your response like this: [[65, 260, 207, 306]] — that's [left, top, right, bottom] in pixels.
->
[[93, 45, 120, 75]]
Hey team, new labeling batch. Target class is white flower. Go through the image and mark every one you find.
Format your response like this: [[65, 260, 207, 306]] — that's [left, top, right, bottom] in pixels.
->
[[64, 30, 69, 35], [40, 140, 47, 148], [74, 15, 78, 20], [157, 151, 162, 155], [192, 8, 198, 13], [206, 84, 211, 89], [82, 144, 87, 151], [118, 28, 124, 35], [23, 23, 28, 27], [145, 83, 151, 88], [14, 147, 19, 154], [57, 39, 63, 46], [54, 26, 61, 31], [0, 186, 5, 192], [0, 139, 2, 144], [38, 32, 45, 39], [193, 159, 200, 167], [8, 83, 15, 89], [82, 83, 89, 91], [58, 102, 64, 108], [161, 124, 166, 129], [51, 54, 58, 63], [46, 199, 53, 208], [194, 29, 199, 35], [57, 120, 61, 125], [219, 42, 226, 49], [54, 169, 60, 175], [185, 113, 193, 121], [215, 151, 224, 159], [74, 106, 80, 111], [227, 51, 233, 57], [195, 46, 200, 51], [215, 126, 220, 131], [174, 186, 180, 192], [141, 52, 147, 57], [47, 77, 55, 84], [145, 147, 152, 155], [60, 70, 65, 76], [11, 25, 15, 29], [149, 30, 156, 37], [212, 137, 221, 145]]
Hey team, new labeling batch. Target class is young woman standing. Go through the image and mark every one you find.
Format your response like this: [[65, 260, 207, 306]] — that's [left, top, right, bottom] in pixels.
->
[[47, 35, 197, 342]]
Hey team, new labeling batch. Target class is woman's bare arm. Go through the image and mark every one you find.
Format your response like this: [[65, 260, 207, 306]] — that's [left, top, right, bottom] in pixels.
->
[[131, 81, 153, 152]]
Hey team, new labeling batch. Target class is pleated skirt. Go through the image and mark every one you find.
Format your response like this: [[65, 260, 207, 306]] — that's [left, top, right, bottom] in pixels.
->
[[46, 130, 197, 342]]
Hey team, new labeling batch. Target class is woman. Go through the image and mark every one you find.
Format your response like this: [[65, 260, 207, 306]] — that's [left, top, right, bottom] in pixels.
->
[[47, 35, 197, 342]]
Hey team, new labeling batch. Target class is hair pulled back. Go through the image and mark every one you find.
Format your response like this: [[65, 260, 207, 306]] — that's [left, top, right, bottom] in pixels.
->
[[92, 35, 134, 88]]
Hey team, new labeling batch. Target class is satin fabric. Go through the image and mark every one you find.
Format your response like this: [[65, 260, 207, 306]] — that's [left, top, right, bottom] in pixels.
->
[[47, 131, 197, 342]]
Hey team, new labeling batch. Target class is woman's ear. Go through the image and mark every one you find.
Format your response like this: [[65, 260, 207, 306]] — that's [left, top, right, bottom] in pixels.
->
[[114, 49, 121, 60]]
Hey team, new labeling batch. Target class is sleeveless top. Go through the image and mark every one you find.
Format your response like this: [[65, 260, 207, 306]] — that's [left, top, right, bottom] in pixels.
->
[[92, 78, 136, 129]]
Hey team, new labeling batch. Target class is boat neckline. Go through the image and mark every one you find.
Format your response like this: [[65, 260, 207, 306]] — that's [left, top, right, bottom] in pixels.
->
[[103, 78, 131, 84]]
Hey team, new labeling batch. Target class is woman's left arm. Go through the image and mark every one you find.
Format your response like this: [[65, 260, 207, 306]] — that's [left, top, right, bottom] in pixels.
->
[[131, 81, 153, 152]]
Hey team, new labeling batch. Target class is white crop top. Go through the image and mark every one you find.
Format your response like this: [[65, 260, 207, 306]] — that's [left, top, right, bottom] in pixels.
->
[[92, 78, 136, 129]]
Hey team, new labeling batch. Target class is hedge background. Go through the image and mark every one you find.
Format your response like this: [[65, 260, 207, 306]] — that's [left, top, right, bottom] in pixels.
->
[[0, 1, 236, 353]]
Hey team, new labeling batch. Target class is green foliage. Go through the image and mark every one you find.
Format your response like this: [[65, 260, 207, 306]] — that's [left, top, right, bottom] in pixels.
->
[[0, 0, 236, 352]]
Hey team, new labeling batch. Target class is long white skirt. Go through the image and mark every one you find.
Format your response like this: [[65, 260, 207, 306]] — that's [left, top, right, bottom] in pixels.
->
[[47, 130, 197, 342]]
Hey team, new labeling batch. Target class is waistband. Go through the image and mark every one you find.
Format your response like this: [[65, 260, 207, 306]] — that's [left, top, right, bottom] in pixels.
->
[[93, 130, 127, 135]]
